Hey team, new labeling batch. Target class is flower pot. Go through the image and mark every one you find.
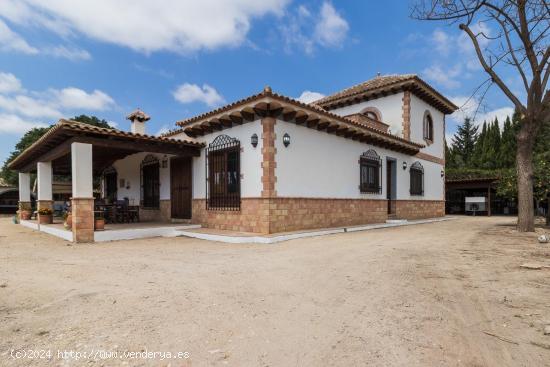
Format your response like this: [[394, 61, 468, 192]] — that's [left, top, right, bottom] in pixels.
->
[[38, 214, 53, 225], [94, 218, 105, 231], [20, 210, 32, 221]]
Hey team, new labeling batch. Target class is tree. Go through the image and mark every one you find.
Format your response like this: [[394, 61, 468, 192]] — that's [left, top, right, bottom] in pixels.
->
[[0, 115, 113, 186], [451, 117, 478, 167], [412, 0, 550, 231]]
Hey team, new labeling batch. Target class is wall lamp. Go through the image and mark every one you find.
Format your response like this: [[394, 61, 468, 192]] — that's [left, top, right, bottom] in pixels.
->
[[402, 161, 407, 170], [283, 133, 291, 147], [441, 170, 445, 178], [251, 133, 258, 148]]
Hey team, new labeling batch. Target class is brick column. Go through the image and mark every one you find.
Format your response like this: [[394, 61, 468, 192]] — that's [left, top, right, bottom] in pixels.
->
[[261, 116, 277, 198], [402, 90, 411, 140], [71, 142, 94, 243], [71, 198, 94, 242], [260, 116, 277, 234]]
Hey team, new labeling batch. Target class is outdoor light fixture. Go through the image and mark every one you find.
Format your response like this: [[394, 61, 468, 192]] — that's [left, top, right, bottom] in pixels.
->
[[441, 170, 445, 177], [402, 161, 407, 170], [251, 133, 258, 148], [283, 133, 291, 147], [161, 155, 168, 168]]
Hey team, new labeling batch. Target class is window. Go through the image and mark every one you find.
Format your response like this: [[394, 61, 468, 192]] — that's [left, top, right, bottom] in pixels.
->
[[103, 166, 117, 202], [410, 161, 424, 196], [206, 135, 241, 210], [423, 111, 434, 141], [140, 155, 160, 208], [359, 149, 382, 194], [361, 107, 382, 121]]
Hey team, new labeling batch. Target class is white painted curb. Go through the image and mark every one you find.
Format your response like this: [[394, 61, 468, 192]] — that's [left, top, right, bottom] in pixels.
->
[[176, 217, 455, 244]]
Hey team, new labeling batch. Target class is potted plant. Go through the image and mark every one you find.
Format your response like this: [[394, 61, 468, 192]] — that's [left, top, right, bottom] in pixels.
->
[[94, 213, 105, 231], [63, 212, 72, 229], [19, 204, 32, 221], [37, 208, 53, 224]]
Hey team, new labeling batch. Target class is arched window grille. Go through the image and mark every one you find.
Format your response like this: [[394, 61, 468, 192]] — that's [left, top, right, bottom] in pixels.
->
[[206, 135, 241, 210], [359, 149, 382, 194], [140, 155, 160, 208], [410, 161, 424, 196], [360, 107, 382, 121], [423, 111, 434, 141]]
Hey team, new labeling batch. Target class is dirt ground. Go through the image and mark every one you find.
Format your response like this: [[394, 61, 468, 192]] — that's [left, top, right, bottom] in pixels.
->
[[1, 216, 550, 367]]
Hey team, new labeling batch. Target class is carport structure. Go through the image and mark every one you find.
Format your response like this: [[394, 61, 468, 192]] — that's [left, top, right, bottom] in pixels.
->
[[9, 119, 203, 242]]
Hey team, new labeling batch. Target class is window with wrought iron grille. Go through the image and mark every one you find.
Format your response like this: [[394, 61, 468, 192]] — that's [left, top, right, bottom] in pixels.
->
[[423, 111, 434, 141], [359, 149, 382, 194], [410, 161, 424, 196], [140, 155, 160, 209], [206, 135, 241, 210]]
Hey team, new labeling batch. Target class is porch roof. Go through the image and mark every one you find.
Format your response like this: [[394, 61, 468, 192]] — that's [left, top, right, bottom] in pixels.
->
[[9, 119, 204, 173]]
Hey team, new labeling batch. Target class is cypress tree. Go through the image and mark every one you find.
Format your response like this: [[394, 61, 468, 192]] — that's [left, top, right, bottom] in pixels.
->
[[450, 117, 478, 167]]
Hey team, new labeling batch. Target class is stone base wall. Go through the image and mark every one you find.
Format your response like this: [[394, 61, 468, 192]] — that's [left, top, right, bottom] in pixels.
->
[[267, 198, 388, 233], [192, 197, 387, 234], [72, 198, 94, 243], [192, 198, 270, 233], [137, 200, 175, 222], [395, 200, 445, 220], [193, 197, 445, 234]]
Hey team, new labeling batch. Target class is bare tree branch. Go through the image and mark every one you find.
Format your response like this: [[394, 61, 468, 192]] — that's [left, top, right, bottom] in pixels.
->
[[460, 23, 526, 112]]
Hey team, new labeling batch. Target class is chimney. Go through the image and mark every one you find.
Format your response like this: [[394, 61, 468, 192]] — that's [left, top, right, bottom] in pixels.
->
[[126, 109, 150, 135]]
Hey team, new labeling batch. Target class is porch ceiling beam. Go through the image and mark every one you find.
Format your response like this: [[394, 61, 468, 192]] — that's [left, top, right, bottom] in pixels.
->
[[316, 121, 330, 131], [282, 110, 297, 122], [306, 118, 320, 129], [219, 117, 233, 128], [73, 136, 201, 157], [240, 110, 254, 122], [295, 114, 308, 125]]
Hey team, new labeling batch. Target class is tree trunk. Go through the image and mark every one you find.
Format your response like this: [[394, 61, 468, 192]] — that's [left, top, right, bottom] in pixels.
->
[[516, 119, 537, 232]]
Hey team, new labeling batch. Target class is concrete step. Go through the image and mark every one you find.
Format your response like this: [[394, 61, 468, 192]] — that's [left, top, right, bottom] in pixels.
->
[[386, 219, 408, 224]]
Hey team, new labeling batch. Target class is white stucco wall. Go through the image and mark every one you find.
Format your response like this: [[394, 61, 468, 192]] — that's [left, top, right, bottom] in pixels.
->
[[409, 94, 445, 158], [111, 152, 172, 205], [171, 120, 263, 199], [329, 93, 404, 136], [274, 120, 443, 201]]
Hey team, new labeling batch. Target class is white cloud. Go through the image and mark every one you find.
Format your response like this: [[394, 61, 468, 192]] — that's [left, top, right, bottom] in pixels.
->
[[0, 113, 47, 133], [314, 2, 349, 47], [296, 90, 325, 104], [52, 88, 115, 110], [449, 95, 513, 128], [107, 121, 118, 129], [0, 70, 116, 137], [156, 125, 170, 136], [173, 83, 225, 107], [0, 72, 22, 93], [0, 0, 290, 54], [432, 29, 450, 56], [44, 45, 91, 61], [0, 18, 38, 54], [0, 94, 62, 118], [280, 1, 348, 54], [422, 64, 462, 89]]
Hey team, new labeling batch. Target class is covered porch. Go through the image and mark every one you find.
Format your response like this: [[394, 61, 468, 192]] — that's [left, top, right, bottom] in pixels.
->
[[9, 119, 203, 242]]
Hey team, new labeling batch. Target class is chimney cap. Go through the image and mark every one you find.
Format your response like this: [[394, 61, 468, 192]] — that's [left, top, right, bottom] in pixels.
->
[[126, 108, 150, 122]]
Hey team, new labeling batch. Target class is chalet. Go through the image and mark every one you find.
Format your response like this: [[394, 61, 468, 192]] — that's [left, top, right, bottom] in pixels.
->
[[9, 74, 457, 242]]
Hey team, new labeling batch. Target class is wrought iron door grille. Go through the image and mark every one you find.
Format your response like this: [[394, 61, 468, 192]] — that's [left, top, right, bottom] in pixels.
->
[[206, 135, 241, 211]]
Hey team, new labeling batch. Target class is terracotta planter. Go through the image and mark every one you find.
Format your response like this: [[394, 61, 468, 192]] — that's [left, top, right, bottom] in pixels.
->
[[64, 214, 72, 229], [94, 218, 105, 231], [38, 214, 53, 225], [20, 210, 32, 221]]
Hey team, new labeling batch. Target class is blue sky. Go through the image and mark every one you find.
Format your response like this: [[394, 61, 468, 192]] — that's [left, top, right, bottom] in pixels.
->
[[0, 0, 518, 165]]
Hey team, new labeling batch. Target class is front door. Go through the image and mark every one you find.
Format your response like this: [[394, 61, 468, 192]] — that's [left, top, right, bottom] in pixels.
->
[[386, 159, 396, 215], [171, 157, 192, 219]]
